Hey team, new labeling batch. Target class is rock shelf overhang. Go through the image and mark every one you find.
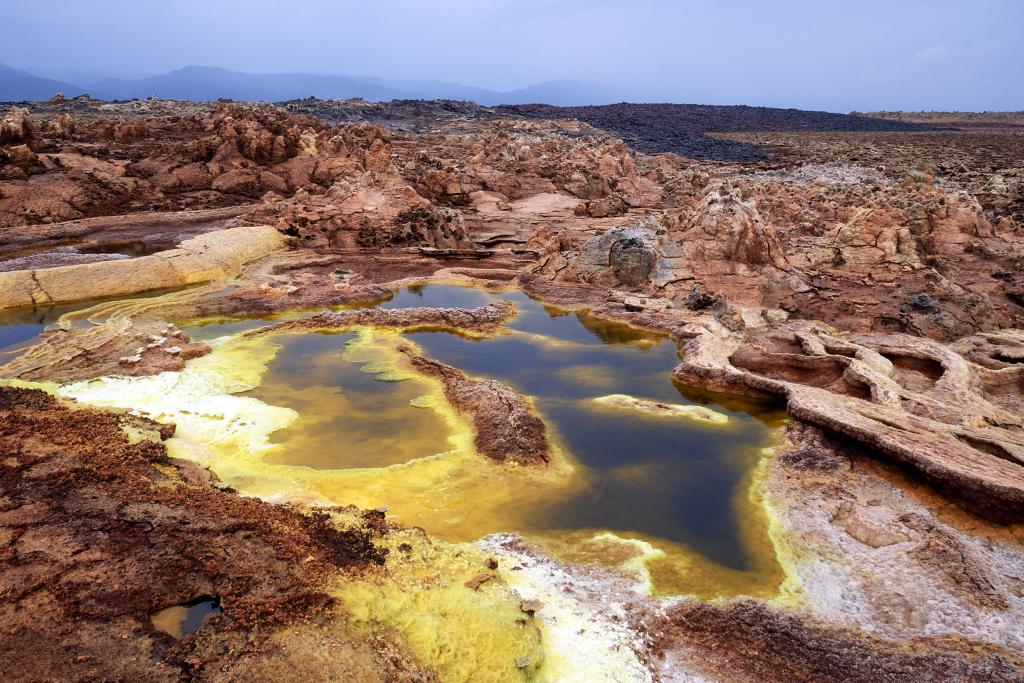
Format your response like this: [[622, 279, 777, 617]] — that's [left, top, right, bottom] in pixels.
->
[[672, 321, 1024, 521]]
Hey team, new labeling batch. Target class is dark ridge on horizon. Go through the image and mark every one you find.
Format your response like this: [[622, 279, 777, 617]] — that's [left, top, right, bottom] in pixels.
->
[[2, 62, 942, 116], [0, 63, 86, 101], [278, 98, 936, 162], [0, 63, 626, 108]]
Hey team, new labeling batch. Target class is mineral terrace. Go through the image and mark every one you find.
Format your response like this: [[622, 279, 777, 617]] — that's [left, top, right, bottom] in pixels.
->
[[1, 97, 1023, 682]]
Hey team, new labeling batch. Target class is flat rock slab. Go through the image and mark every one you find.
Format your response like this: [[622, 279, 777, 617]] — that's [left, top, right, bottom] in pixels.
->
[[247, 300, 516, 338], [0, 225, 285, 309], [592, 393, 729, 425]]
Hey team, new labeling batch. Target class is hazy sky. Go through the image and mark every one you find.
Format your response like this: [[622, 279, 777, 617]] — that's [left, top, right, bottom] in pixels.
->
[[3, 0, 1022, 111]]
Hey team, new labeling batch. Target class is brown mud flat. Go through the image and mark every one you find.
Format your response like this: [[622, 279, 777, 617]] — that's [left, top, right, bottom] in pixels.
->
[[0, 386, 432, 682]]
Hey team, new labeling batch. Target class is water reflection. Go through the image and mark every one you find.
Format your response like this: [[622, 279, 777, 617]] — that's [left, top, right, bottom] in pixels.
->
[[257, 284, 785, 576], [400, 287, 785, 570], [246, 331, 454, 469], [151, 597, 221, 638]]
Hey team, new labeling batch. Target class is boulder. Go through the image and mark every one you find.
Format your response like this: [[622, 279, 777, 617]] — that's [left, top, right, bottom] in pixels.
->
[[0, 106, 35, 145]]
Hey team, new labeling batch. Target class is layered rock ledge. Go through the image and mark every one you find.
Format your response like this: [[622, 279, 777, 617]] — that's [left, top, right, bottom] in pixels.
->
[[246, 300, 516, 338], [0, 225, 285, 308], [672, 321, 1024, 521]]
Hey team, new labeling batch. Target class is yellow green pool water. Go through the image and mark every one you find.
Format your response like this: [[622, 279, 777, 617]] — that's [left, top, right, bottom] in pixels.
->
[[174, 284, 788, 598]]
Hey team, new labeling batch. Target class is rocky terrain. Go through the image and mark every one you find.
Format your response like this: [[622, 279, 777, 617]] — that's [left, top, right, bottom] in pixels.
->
[[0, 386, 426, 681], [2, 97, 1024, 681]]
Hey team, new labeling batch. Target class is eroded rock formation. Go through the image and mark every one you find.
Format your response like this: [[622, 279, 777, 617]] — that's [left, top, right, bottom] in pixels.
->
[[400, 348, 551, 466], [668, 319, 1024, 520], [0, 317, 211, 383]]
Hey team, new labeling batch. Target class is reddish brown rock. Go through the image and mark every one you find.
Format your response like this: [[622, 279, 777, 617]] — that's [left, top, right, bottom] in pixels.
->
[[0, 106, 35, 145], [2, 98, 1024, 682], [399, 348, 551, 466], [671, 320, 1024, 520], [247, 300, 516, 337], [0, 319, 213, 383], [0, 386, 425, 682]]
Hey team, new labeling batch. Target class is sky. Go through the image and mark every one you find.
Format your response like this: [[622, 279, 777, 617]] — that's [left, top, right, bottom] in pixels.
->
[[2, 0, 1022, 111]]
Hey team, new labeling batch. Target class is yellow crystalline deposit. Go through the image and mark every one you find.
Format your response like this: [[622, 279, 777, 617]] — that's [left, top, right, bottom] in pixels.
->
[[592, 393, 729, 424], [52, 317, 787, 609], [58, 333, 295, 466], [334, 529, 545, 682], [56, 326, 579, 531]]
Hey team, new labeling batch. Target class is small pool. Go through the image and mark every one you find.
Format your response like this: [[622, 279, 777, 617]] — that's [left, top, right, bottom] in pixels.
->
[[151, 597, 222, 638], [0, 303, 92, 352], [247, 331, 455, 469]]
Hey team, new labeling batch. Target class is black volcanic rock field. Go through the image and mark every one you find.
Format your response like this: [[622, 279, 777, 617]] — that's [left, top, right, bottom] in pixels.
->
[[10, 94, 939, 162], [277, 97, 938, 161], [497, 102, 936, 160]]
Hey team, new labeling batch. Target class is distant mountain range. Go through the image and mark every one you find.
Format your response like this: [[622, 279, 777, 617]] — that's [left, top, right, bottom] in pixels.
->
[[0, 63, 86, 101], [0, 63, 627, 106]]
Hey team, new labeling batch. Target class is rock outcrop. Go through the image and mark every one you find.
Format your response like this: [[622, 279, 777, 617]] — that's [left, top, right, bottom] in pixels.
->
[[2, 97, 1024, 682], [672, 319, 1024, 520], [0, 387, 414, 682], [591, 394, 729, 424], [248, 300, 515, 338], [533, 162, 1024, 340], [0, 318, 211, 383], [400, 348, 551, 466], [0, 106, 35, 145], [0, 225, 285, 308]]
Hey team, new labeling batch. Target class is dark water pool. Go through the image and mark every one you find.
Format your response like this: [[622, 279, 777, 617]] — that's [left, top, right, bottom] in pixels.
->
[[401, 287, 784, 570], [0, 282, 785, 593], [245, 284, 784, 573]]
